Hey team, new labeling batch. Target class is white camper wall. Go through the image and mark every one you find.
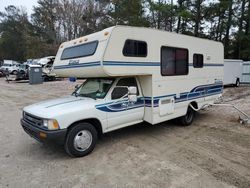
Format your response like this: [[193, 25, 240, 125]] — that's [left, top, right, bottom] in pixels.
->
[[223, 59, 243, 85], [242, 62, 250, 83], [53, 27, 114, 78], [53, 25, 223, 125], [103, 26, 223, 77], [103, 26, 223, 124]]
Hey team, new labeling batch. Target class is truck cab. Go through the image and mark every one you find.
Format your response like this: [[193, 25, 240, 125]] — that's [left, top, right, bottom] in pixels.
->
[[21, 76, 145, 157]]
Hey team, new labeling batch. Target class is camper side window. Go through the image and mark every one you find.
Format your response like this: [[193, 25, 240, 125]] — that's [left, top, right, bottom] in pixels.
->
[[161, 46, 188, 76], [123, 40, 147, 57], [193, 54, 204, 68], [61, 41, 98, 60]]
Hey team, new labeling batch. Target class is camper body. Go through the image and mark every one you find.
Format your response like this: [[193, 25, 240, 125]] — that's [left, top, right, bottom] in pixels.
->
[[21, 26, 224, 157], [242, 62, 250, 84], [223, 59, 243, 86]]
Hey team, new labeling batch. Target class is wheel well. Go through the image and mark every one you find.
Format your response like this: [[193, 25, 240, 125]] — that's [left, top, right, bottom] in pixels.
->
[[190, 101, 198, 110], [67, 118, 103, 138]]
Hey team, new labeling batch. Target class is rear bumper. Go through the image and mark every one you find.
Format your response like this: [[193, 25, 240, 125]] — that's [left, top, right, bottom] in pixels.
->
[[21, 119, 67, 145]]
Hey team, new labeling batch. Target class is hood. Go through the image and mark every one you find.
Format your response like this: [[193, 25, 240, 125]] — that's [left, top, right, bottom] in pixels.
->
[[23, 96, 99, 119]]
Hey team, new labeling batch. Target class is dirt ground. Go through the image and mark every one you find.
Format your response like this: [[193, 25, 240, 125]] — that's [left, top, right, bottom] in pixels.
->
[[0, 78, 249, 188]]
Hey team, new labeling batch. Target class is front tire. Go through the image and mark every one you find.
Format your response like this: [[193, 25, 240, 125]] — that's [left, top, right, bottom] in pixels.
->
[[180, 106, 195, 126], [64, 122, 98, 157]]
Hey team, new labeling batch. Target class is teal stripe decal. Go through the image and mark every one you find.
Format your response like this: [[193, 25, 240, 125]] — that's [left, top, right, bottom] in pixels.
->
[[54, 61, 223, 69]]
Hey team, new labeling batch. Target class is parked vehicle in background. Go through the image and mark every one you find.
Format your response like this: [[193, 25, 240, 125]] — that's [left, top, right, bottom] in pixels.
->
[[21, 26, 224, 157], [0, 60, 19, 75], [223, 59, 243, 87], [242, 61, 250, 84], [5, 64, 29, 81], [41, 57, 57, 81], [37, 56, 55, 66]]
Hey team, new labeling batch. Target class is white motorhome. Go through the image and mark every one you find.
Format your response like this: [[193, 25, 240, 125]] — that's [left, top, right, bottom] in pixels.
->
[[224, 59, 243, 86], [21, 26, 224, 157]]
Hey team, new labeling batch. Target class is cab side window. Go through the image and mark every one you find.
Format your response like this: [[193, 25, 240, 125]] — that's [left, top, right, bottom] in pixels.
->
[[111, 78, 139, 100]]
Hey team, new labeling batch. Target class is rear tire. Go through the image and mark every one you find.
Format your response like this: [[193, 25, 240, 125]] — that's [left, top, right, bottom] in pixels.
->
[[12, 70, 17, 75], [235, 79, 240, 87], [180, 106, 195, 126], [64, 122, 98, 157]]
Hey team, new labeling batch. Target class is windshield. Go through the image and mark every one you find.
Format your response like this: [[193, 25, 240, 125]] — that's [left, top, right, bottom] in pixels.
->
[[3, 64, 11, 67], [74, 78, 114, 99]]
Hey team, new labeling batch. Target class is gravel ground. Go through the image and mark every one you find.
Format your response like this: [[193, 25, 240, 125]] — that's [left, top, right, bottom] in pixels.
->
[[0, 78, 249, 188]]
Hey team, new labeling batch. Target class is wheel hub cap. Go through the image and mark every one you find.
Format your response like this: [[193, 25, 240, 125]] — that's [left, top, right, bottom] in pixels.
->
[[73, 130, 92, 151]]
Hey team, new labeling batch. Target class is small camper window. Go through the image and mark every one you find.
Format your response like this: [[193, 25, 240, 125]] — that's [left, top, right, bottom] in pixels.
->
[[61, 41, 98, 60], [161, 46, 188, 76], [193, 54, 204, 68], [123, 40, 147, 57]]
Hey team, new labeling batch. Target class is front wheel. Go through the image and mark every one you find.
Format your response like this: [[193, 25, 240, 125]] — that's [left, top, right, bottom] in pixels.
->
[[64, 122, 98, 157], [180, 106, 195, 126]]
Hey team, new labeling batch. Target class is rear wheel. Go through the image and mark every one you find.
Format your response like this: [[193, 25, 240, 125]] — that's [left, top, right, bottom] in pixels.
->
[[235, 79, 240, 87], [64, 122, 98, 157], [12, 70, 18, 75], [180, 106, 195, 126]]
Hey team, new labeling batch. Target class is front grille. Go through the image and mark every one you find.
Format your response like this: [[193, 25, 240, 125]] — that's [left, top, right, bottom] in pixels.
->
[[23, 112, 43, 127]]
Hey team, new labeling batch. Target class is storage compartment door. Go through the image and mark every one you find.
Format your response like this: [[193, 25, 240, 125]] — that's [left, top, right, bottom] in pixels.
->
[[159, 97, 175, 116]]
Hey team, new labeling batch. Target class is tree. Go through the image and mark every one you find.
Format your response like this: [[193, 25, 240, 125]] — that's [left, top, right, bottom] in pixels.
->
[[0, 6, 30, 61], [109, 0, 149, 27], [224, 0, 234, 58], [147, 0, 176, 31], [32, 0, 58, 44], [176, 0, 192, 34]]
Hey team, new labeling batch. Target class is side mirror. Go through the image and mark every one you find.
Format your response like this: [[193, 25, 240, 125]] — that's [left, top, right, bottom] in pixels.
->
[[128, 86, 137, 102], [128, 86, 137, 95]]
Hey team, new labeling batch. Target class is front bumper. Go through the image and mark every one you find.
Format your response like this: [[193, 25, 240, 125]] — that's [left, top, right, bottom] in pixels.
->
[[21, 119, 67, 145]]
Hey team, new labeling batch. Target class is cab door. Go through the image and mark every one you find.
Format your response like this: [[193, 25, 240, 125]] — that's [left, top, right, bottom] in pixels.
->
[[106, 77, 144, 129]]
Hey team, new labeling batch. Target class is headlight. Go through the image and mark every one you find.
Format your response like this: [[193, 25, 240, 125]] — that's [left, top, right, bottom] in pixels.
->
[[43, 119, 60, 130]]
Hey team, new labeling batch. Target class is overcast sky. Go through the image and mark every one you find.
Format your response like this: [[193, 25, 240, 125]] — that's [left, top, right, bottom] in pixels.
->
[[0, 0, 38, 15]]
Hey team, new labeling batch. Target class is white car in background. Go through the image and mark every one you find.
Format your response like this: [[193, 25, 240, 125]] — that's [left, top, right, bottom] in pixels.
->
[[0, 60, 19, 74]]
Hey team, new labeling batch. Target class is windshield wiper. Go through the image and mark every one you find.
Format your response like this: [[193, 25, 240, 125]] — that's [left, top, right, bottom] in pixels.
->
[[76, 94, 96, 100], [72, 91, 78, 97]]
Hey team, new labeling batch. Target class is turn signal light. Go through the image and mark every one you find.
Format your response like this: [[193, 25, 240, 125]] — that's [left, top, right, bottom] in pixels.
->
[[39, 132, 47, 138], [52, 120, 59, 129]]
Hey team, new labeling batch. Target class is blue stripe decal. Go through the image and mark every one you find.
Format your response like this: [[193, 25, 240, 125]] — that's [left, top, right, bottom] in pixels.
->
[[54, 61, 223, 69], [95, 83, 223, 112], [103, 61, 223, 67], [189, 63, 224, 67], [54, 61, 101, 69], [103, 61, 160, 66]]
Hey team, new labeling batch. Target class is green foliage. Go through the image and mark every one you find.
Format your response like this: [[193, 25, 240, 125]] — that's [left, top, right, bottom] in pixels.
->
[[109, 0, 149, 27]]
